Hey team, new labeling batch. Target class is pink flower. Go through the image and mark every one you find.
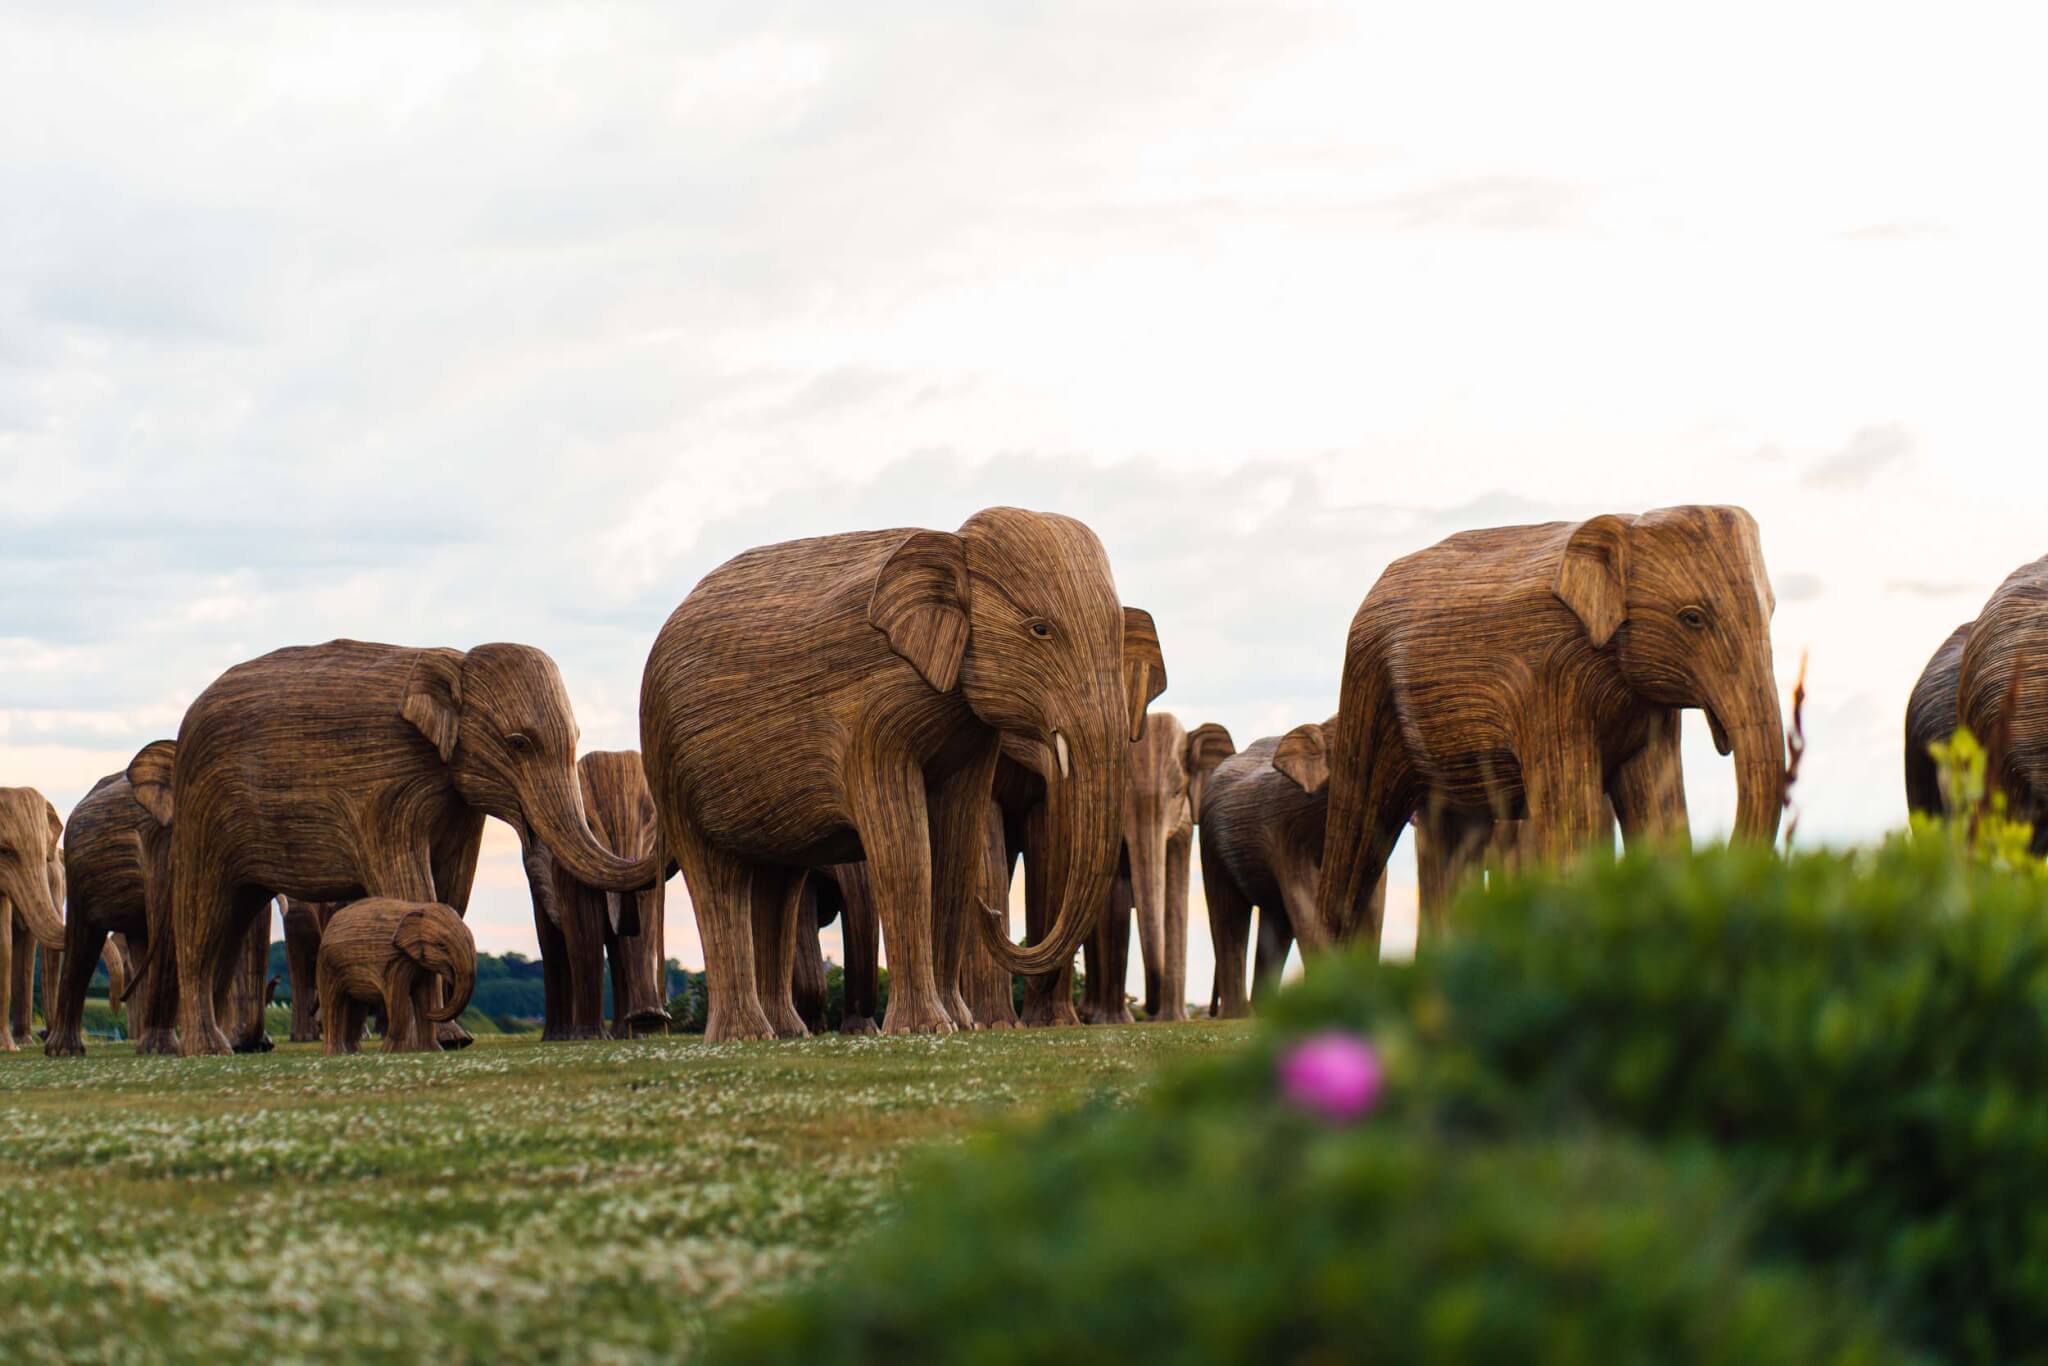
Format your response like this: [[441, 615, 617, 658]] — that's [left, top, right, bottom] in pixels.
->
[[1277, 1032, 1384, 1123]]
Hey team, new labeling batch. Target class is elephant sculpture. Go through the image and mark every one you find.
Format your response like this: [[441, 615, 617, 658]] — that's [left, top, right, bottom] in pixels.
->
[[798, 864, 881, 1035], [1200, 719, 1377, 1017], [1079, 714, 1234, 1024], [1316, 506, 1782, 945], [531, 750, 673, 1041], [1905, 559, 2048, 848], [991, 752, 1079, 1028], [44, 752, 270, 1055], [282, 899, 340, 1042], [316, 898, 476, 1054], [0, 785, 68, 1052], [640, 508, 1163, 1040], [155, 638, 652, 1055]]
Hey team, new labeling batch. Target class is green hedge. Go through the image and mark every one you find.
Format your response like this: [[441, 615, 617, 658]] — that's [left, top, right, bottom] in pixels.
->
[[706, 836, 2048, 1364]]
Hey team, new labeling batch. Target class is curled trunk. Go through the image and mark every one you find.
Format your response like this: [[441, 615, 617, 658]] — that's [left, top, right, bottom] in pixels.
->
[[7, 861, 66, 953], [976, 723, 1125, 976], [525, 776, 664, 894], [427, 956, 475, 1023]]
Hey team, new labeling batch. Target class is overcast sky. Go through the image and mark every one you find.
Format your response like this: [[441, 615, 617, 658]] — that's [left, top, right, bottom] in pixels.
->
[[4, 3, 2045, 999]]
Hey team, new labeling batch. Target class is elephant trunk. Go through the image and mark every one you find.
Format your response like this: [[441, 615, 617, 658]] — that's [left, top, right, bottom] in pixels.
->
[[1723, 676, 1788, 844], [525, 774, 664, 894], [426, 954, 475, 1023], [977, 716, 1125, 976], [4, 861, 65, 953]]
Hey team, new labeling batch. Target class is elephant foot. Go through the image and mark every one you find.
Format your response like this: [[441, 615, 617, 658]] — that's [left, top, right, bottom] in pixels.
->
[[233, 1033, 275, 1054], [1021, 1002, 1083, 1029], [435, 1021, 475, 1050], [0, 1035, 17, 1054], [942, 992, 975, 1031], [765, 1004, 811, 1039], [134, 1028, 180, 1056], [1083, 1005, 1135, 1026], [289, 1029, 322, 1044], [839, 1015, 880, 1036], [980, 1015, 1020, 1031], [881, 995, 958, 1036], [42, 1032, 86, 1058], [705, 1000, 778, 1042], [1150, 1005, 1189, 1024]]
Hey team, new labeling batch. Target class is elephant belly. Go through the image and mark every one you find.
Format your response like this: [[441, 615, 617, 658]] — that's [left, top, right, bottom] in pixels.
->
[[1418, 748, 1528, 821]]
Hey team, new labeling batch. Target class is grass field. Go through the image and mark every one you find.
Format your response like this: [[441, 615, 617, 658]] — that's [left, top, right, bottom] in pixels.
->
[[0, 1024, 1243, 1363]]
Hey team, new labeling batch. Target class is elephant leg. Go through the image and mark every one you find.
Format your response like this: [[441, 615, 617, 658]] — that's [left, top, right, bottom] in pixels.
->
[[0, 912, 14, 1052], [790, 886, 828, 1035], [672, 811, 776, 1043], [1520, 730, 1610, 865], [1084, 867, 1134, 1025], [925, 739, 1001, 1031], [565, 883, 611, 1041], [1414, 808, 1492, 942], [45, 911, 111, 1058], [134, 919, 181, 1056], [209, 900, 274, 1055], [1610, 708, 1690, 853], [1017, 800, 1080, 1028], [9, 918, 33, 1044], [38, 944, 59, 1041], [846, 758, 951, 1036], [172, 849, 245, 1056], [833, 865, 881, 1036], [319, 968, 353, 1056], [1252, 907, 1295, 1003], [282, 904, 324, 1043], [749, 866, 809, 1039], [1153, 828, 1192, 1023], [533, 894, 571, 1040], [1203, 837, 1255, 1020]]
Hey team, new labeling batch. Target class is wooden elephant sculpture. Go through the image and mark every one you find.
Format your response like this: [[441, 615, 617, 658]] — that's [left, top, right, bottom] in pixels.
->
[[793, 863, 883, 1036], [640, 508, 1164, 1041], [1078, 714, 1234, 1024], [1316, 506, 1779, 945], [1200, 719, 1381, 1018], [1, 785, 68, 1052], [317, 899, 476, 1054], [1905, 557, 2048, 851], [154, 638, 653, 1055], [531, 750, 673, 1041]]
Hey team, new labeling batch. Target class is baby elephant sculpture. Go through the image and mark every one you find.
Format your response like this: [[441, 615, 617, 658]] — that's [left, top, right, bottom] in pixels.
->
[[316, 899, 476, 1054]]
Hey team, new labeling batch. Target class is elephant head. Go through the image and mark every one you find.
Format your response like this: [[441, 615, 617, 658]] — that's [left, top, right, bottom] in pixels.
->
[[870, 508, 1162, 975], [1553, 505, 1785, 842], [0, 787, 67, 952], [395, 905, 476, 1022], [399, 644, 658, 895], [1184, 723, 1237, 825]]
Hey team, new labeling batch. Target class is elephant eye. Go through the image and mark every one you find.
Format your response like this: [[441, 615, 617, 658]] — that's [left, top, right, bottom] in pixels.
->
[[1678, 607, 1710, 630], [1026, 619, 1055, 640], [506, 733, 534, 754]]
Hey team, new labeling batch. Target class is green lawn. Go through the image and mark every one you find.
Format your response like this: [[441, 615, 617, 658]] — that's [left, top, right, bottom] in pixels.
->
[[0, 1024, 1243, 1363]]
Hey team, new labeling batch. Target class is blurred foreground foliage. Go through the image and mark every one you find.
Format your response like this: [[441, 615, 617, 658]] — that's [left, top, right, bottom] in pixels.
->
[[709, 831, 2048, 1364]]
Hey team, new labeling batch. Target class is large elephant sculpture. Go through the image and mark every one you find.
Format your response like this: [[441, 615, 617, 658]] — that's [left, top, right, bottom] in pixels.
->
[[0, 785, 67, 1052], [44, 752, 268, 1055], [1316, 506, 1784, 945], [532, 750, 674, 1040], [156, 638, 653, 1055], [1079, 713, 1234, 1024], [640, 508, 1163, 1041], [1905, 559, 2048, 849]]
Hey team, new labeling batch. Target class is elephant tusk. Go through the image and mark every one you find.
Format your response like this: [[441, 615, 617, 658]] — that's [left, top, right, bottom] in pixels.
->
[[1054, 731, 1071, 781]]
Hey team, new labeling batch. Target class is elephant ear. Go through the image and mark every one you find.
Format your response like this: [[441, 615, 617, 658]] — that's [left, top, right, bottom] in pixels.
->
[[1273, 721, 1331, 795], [1182, 722, 1237, 818], [1122, 607, 1168, 743], [1553, 513, 1634, 648], [400, 648, 467, 764], [43, 798, 64, 857], [126, 740, 178, 828], [869, 530, 970, 693], [393, 909, 435, 966]]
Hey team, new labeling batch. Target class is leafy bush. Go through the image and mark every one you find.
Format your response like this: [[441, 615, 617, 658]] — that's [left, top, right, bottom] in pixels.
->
[[706, 836, 2048, 1364]]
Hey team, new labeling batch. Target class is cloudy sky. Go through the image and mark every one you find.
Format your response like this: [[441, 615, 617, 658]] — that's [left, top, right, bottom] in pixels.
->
[[4, 3, 2044, 997]]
